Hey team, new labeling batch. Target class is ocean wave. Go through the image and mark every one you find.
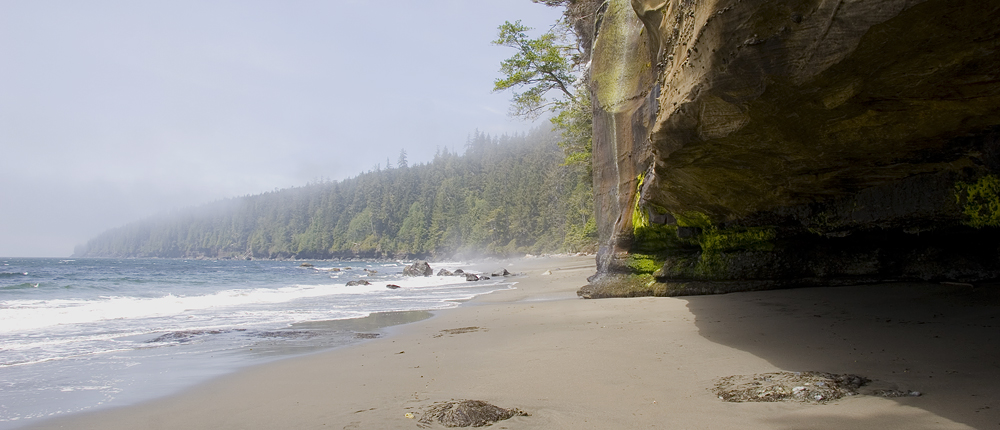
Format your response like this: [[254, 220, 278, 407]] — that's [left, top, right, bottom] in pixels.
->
[[0, 272, 28, 278], [0, 283, 42, 291], [0, 276, 486, 333]]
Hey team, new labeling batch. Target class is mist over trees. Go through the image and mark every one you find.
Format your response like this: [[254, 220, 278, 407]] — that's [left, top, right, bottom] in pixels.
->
[[74, 128, 596, 259]]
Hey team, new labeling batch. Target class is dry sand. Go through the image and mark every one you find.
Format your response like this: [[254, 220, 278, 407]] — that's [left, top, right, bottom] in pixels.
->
[[24, 255, 1000, 429]]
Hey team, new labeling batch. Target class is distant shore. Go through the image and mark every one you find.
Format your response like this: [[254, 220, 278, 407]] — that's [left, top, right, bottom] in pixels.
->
[[23, 255, 999, 429]]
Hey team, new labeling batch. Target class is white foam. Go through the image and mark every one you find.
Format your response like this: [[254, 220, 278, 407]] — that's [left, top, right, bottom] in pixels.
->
[[0, 276, 507, 333], [0, 284, 350, 333]]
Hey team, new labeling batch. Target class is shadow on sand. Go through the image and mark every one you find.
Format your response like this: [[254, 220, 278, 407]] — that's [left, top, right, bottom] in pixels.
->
[[682, 282, 1000, 429]]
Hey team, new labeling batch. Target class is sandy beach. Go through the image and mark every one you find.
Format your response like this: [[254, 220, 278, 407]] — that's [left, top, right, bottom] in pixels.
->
[[23, 255, 1000, 429]]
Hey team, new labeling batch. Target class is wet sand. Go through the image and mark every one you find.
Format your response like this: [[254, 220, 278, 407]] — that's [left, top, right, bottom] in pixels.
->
[[24, 255, 1000, 429]]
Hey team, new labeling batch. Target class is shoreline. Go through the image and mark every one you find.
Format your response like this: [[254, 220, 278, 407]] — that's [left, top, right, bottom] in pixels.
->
[[22, 255, 999, 429]]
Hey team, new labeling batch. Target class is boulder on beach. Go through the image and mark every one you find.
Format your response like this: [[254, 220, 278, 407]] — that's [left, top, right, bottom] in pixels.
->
[[403, 261, 433, 277], [491, 268, 511, 277], [437, 269, 454, 276], [453, 269, 465, 275], [465, 273, 480, 282], [386, 284, 401, 290], [299, 263, 314, 268]]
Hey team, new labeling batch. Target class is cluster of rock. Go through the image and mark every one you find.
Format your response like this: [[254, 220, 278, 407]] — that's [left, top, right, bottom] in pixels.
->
[[339, 262, 517, 290], [403, 261, 517, 282]]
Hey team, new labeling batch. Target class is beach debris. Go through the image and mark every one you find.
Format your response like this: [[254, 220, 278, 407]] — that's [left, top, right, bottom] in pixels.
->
[[871, 389, 922, 397], [433, 327, 485, 338], [346, 280, 372, 286], [541, 270, 552, 275], [713, 372, 870, 404], [354, 333, 380, 339], [417, 400, 528, 428], [405, 412, 415, 419], [386, 284, 402, 289], [404, 261, 434, 277]]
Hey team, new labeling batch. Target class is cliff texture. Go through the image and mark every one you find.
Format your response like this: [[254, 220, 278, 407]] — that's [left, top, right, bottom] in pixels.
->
[[582, 0, 1000, 297]]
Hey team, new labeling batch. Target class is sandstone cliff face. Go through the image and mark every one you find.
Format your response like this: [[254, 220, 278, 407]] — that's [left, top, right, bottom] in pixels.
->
[[584, 0, 1000, 296]]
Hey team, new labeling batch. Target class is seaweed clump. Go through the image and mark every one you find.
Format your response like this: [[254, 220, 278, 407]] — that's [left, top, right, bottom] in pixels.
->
[[417, 400, 528, 428], [713, 372, 870, 404]]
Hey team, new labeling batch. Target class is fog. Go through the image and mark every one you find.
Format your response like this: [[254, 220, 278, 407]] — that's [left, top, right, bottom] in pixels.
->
[[0, 0, 562, 257]]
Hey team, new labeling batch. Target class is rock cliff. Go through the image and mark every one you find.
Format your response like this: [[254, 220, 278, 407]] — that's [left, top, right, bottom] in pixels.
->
[[581, 0, 1000, 297]]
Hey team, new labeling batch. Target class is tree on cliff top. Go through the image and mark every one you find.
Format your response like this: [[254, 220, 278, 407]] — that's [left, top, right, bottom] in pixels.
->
[[492, 18, 592, 173], [492, 20, 577, 120]]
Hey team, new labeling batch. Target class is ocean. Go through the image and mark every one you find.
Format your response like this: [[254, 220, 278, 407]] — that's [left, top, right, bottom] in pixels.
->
[[0, 258, 514, 429]]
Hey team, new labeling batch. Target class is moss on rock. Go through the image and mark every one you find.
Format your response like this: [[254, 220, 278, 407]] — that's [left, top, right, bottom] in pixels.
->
[[956, 175, 1000, 228]]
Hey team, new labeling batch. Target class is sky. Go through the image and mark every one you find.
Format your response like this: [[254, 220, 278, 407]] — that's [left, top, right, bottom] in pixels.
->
[[0, 0, 565, 257]]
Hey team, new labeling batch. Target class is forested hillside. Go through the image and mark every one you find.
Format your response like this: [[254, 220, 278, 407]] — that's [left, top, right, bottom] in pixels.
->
[[74, 129, 596, 259]]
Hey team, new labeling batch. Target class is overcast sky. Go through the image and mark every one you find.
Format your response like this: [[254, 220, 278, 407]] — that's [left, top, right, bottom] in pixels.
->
[[0, 0, 564, 257]]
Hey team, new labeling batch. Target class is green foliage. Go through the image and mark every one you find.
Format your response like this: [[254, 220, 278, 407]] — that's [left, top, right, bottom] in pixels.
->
[[493, 17, 592, 176], [549, 81, 592, 172], [74, 129, 597, 259], [956, 174, 1000, 228], [493, 20, 577, 120]]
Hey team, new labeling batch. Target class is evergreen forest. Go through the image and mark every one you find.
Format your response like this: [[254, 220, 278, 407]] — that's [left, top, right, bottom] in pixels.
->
[[73, 129, 596, 259]]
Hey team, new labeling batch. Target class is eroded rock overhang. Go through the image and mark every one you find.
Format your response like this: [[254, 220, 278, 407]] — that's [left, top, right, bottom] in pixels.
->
[[584, 0, 1000, 297]]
